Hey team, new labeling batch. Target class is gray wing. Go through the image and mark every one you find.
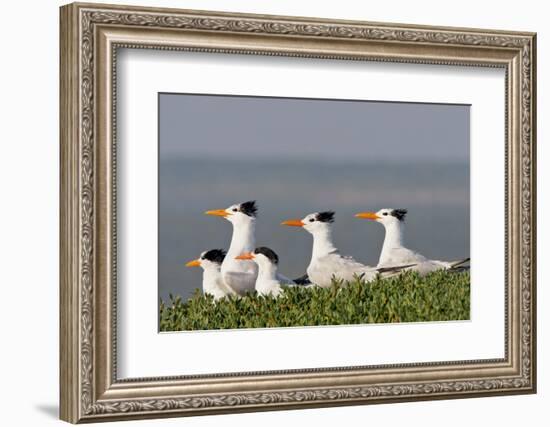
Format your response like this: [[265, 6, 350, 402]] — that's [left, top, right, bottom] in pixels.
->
[[275, 272, 296, 285], [222, 271, 256, 295], [292, 274, 311, 285], [383, 247, 429, 265], [216, 276, 237, 296], [309, 254, 372, 286]]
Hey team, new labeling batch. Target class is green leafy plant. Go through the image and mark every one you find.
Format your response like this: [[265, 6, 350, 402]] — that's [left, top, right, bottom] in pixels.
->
[[159, 270, 470, 332]]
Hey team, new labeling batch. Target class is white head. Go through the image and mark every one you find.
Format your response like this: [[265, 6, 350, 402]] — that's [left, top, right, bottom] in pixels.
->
[[281, 211, 335, 235], [235, 246, 279, 268], [355, 208, 408, 227], [185, 249, 226, 271], [205, 200, 257, 227]]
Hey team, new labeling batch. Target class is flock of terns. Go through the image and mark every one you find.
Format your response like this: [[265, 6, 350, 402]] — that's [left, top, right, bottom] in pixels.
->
[[185, 200, 469, 299]]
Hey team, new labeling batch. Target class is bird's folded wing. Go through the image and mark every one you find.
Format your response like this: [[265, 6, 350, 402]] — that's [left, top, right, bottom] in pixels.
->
[[447, 257, 470, 271], [276, 272, 296, 285], [223, 271, 256, 295], [449, 257, 470, 268], [318, 255, 372, 283], [376, 263, 416, 276], [292, 274, 311, 285], [388, 247, 429, 264], [217, 277, 237, 296]]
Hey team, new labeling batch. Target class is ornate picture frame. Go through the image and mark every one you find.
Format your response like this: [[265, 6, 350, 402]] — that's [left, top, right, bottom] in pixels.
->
[[60, 2, 536, 423]]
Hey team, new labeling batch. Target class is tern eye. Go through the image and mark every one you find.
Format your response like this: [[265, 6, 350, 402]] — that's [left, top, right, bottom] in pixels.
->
[[383, 212, 388, 216], [232, 208, 238, 212], [309, 218, 315, 222]]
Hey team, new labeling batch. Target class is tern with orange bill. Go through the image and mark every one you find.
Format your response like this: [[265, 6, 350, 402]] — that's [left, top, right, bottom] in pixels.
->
[[355, 208, 470, 275], [235, 247, 295, 297], [282, 211, 402, 288], [204, 200, 259, 295], [185, 249, 236, 300]]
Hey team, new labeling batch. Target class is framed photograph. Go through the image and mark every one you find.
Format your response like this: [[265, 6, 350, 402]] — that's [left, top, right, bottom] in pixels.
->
[[60, 2, 537, 423]]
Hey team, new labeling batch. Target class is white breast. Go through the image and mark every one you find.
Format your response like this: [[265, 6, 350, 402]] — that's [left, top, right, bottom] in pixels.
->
[[255, 278, 283, 297]]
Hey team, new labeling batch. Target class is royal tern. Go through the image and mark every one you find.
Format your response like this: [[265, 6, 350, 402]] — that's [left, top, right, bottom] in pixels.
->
[[185, 249, 236, 300], [281, 211, 383, 288], [236, 247, 295, 297], [355, 208, 470, 275], [205, 200, 258, 294]]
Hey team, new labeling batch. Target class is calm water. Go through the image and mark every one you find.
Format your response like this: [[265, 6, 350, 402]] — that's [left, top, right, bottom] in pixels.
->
[[159, 157, 470, 302]]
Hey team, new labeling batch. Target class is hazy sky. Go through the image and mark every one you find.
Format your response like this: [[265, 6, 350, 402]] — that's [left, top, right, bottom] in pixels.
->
[[159, 93, 469, 163]]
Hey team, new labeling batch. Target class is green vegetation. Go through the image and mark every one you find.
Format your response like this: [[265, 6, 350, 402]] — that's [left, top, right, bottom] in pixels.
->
[[159, 270, 470, 332]]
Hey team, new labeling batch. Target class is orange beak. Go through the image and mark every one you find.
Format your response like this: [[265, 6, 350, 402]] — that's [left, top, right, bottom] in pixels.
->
[[205, 209, 229, 217], [281, 219, 305, 227], [235, 252, 254, 260], [185, 259, 201, 267], [355, 212, 381, 220]]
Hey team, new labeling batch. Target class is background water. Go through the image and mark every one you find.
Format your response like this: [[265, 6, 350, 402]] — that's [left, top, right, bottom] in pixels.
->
[[159, 157, 469, 302]]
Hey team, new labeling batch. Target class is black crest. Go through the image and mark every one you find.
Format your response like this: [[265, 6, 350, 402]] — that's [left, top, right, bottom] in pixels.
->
[[254, 247, 279, 264], [239, 200, 258, 217], [391, 209, 408, 221], [201, 249, 226, 264], [316, 211, 335, 223]]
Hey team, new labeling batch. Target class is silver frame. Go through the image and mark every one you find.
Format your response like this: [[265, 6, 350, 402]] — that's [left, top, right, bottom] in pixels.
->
[[60, 2, 536, 423]]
